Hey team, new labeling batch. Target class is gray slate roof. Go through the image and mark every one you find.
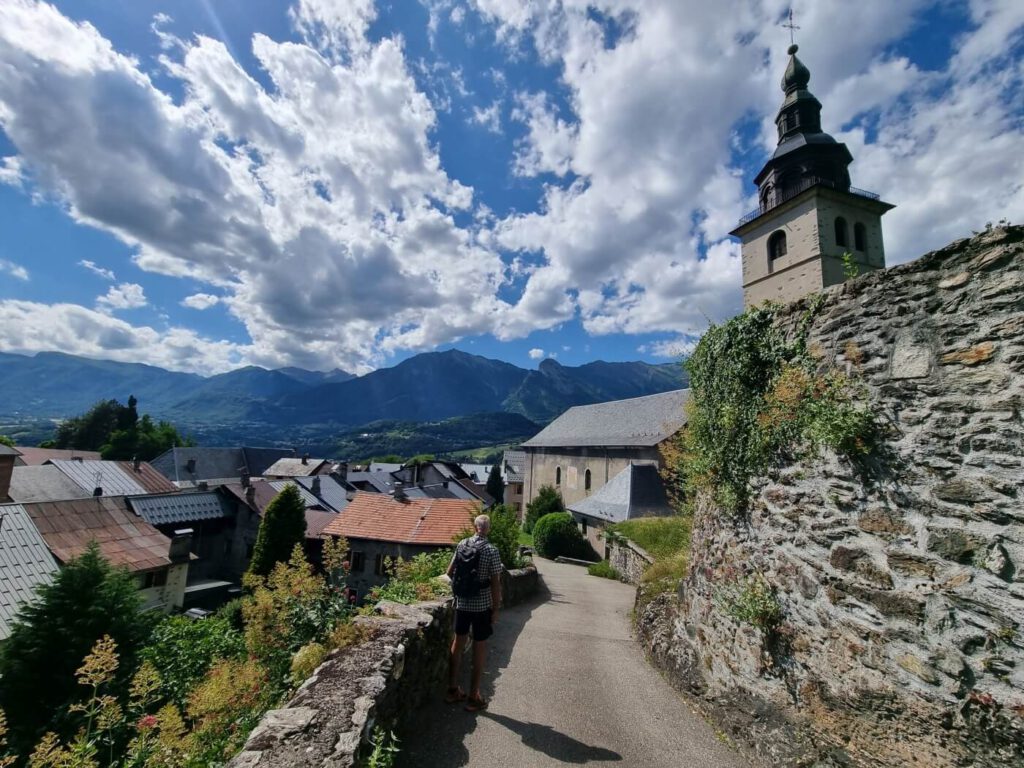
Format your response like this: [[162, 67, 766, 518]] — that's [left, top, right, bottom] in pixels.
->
[[0, 503, 58, 640], [522, 389, 690, 448], [264, 458, 328, 477], [294, 476, 350, 513], [129, 492, 230, 527], [8, 465, 94, 503], [503, 450, 526, 483], [150, 447, 295, 483], [567, 463, 674, 524], [268, 480, 323, 507], [0, 444, 20, 456], [49, 460, 149, 496]]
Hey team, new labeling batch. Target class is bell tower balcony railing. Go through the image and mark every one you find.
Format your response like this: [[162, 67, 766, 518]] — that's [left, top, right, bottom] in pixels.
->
[[736, 177, 881, 228]]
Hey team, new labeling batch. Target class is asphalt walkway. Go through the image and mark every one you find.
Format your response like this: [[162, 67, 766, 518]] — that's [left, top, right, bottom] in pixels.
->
[[399, 558, 748, 768]]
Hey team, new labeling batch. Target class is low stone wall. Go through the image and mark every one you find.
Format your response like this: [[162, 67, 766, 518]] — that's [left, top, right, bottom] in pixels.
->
[[501, 564, 540, 607], [607, 538, 654, 584], [227, 599, 453, 768]]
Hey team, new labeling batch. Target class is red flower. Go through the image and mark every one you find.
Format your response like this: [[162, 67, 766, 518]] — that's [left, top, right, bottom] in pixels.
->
[[137, 715, 158, 731]]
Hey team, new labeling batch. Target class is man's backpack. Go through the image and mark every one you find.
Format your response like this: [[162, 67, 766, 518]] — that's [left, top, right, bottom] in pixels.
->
[[451, 538, 485, 598]]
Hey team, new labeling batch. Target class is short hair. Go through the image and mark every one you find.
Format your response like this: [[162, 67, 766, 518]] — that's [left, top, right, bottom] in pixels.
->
[[474, 514, 491, 533]]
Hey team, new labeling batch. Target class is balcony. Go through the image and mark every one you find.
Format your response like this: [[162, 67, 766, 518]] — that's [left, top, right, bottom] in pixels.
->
[[736, 177, 881, 228]]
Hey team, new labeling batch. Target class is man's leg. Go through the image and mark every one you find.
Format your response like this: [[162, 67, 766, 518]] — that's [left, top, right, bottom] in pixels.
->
[[449, 632, 469, 690], [469, 639, 487, 700]]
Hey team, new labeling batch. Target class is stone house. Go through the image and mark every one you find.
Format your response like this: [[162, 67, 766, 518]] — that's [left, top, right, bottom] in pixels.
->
[[502, 449, 526, 517], [567, 463, 674, 553], [322, 492, 480, 601], [520, 389, 689, 511]]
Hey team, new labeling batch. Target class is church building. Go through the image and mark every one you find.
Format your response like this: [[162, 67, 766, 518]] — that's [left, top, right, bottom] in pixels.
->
[[731, 43, 895, 307]]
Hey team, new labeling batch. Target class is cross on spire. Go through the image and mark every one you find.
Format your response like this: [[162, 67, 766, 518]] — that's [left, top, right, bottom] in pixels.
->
[[782, 8, 800, 46]]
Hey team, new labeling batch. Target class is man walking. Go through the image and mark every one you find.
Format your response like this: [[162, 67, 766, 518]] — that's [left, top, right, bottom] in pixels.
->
[[447, 513, 503, 712]]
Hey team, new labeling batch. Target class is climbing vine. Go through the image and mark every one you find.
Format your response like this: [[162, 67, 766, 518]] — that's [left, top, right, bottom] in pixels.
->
[[682, 298, 877, 514]]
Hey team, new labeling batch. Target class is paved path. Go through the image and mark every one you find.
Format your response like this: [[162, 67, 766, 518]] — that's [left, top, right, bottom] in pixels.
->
[[400, 559, 747, 768]]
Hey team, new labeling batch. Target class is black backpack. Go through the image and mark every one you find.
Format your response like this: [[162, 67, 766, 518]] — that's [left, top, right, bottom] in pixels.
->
[[451, 538, 485, 598]]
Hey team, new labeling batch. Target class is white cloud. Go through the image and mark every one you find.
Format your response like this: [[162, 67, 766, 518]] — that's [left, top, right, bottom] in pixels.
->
[[450, 6, 465, 24], [78, 259, 115, 280], [0, 259, 29, 281], [471, 100, 502, 133], [181, 293, 220, 310], [528, 347, 544, 359], [510, 91, 576, 177], [639, 336, 698, 359], [96, 282, 146, 312]]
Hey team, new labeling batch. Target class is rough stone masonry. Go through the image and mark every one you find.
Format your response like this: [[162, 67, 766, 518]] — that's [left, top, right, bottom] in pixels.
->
[[638, 226, 1024, 767]]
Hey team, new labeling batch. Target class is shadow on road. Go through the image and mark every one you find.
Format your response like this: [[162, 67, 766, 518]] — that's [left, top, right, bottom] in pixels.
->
[[397, 576, 552, 767], [481, 712, 622, 763]]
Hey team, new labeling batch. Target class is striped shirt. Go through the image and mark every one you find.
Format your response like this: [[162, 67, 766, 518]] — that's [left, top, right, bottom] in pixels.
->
[[452, 535, 503, 612]]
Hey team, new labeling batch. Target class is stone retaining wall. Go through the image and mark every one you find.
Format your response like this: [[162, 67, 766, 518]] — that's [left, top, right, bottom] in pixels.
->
[[227, 599, 453, 768], [637, 226, 1024, 767], [502, 564, 539, 606], [607, 538, 654, 584]]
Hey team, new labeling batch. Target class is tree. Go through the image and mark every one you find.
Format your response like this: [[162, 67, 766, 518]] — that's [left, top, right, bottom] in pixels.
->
[[0, 434, 14, 447], [51, 396, 191, 460], [485, 463, 505, 504], [247, 485, 308, 578], [532, 512, 592, 560], [0, 543, 154, 756], [524, 484, 565, 533]]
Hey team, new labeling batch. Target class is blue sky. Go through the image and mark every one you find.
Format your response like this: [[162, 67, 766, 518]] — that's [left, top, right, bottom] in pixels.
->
[[0, 0, 1021, 375]]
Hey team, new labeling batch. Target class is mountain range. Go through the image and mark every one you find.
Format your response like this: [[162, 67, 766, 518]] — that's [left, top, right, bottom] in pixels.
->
[[0, 349, 688, 452]]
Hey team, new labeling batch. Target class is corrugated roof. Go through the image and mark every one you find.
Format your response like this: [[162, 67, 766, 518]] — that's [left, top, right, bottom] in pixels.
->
[[129, 492, 230, 526], [323, 492, 479, 546], [12, 446, 100, 465], [264, 458, 329, 477], [0, 503, 58, 640], [567, 463, 674, 524], [22, 496, 172, 572], [503, 450, 526, 483], [8, 465, 94, 503], [116, 462, 178, 494], [523, 389, 690, 448], [49, 460, 149, 496], [268, 480, 322, 507]]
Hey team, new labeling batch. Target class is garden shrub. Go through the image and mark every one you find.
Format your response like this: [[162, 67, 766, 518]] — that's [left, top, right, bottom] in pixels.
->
[[187, 657, 270, 763], [587, 560, 621, 580], [368, 550, 452, 605], [524, 485, 564, 533], [289, 642, 328, 685], [532, 513, 592, 560]]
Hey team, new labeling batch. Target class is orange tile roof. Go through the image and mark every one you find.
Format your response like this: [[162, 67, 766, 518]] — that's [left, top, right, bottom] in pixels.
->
[[22, 496, 172, 573], [322, 492, 480, 546], [116, 462, 179, 494]]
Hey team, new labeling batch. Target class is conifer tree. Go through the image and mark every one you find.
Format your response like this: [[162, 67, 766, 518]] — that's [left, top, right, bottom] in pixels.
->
[[524, 484, 565, 533], [485, 463, 504, 504], [247, 484, 308, 578]]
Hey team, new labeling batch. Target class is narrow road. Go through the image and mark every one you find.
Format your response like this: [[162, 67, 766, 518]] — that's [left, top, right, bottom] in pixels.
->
[[399, 559, 747, 768]]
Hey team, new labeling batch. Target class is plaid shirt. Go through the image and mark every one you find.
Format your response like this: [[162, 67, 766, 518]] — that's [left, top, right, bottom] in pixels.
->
[[452, 535, 503, 612]]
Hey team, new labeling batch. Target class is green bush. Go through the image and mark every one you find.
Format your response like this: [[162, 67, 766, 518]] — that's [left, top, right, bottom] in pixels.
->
[[524, 485, 564, 533], [716, 573, 783, 631], [532, 512, 592, 560], [587, 560, 621, 580]]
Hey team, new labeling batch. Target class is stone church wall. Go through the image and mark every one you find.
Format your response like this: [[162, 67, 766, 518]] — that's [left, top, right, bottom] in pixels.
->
[[638, 226, 1024, 767]]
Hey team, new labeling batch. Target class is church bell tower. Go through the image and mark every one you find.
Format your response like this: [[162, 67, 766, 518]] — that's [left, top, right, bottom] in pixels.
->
[[731, 44, 895, 307]]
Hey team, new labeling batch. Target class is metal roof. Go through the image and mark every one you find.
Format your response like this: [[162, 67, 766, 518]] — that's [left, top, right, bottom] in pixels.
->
[[49, 460, 149, 496], [567, 463, 674, 524], [129, 492, 230, 527], [522, 389, 690, 448], [268, 480, 323, 507], [0, 444, 22, 457], [0, 503, 58, 640], [503, 450, 526, 483], [150, 446, 294, 483], [293, 476, 350, 513], [8, 465, 94, 503], [264, 458, 329, 477]]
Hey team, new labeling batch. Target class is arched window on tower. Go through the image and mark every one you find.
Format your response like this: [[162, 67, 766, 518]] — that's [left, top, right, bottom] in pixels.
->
[[555, 467, 561, 486], [835, 217, 848, 248], [854, 222, 867, 251], [768, 230, 788, 262], [584, 469, 592, 491]]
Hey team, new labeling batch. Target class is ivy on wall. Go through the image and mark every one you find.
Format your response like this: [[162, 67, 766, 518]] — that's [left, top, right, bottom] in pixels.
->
[[681, 298, 877, 514]]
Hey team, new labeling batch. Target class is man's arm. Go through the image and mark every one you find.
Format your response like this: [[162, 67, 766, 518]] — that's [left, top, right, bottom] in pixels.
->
[[446, 553, 456, 578]]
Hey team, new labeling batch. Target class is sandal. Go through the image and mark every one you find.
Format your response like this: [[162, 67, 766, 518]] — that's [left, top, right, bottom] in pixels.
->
[[464, 695, 488, 712], [444, 686, 467, 703]]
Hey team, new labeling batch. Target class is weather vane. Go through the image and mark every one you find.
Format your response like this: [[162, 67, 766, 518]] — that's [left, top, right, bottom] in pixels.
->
[[783, 8, 800, 47]]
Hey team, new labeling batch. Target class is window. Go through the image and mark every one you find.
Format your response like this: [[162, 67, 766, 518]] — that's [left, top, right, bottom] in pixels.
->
[[140, 570, 167, 589], [584, 469, 592, 491], [374, 553, 387, 576], [350, 551, 365, 573], [834, 217, 848, 248], [854, 222, 867, 251], [555, 467, 561, 486], [580, 517, 588, 536], [768, 230, 787, 261]]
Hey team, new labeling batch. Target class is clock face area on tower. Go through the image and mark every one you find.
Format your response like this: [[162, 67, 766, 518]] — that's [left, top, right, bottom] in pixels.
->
[[731, 44, 895, 308]]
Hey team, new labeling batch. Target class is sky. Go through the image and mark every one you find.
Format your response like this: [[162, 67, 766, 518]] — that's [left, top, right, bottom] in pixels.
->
[[0, 0, 1021, 376]]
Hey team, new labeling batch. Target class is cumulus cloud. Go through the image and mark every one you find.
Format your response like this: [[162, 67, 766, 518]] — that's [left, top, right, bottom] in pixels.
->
[[471, 100, 502, 133], [0, 259, 29, 281], [96, 282, 147, 312], [528, 347, 544, 359], [78, 259, 115, 280], [181, 293, 220, 310]]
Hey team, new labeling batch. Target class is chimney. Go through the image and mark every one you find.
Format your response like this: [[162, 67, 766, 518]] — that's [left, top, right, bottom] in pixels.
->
[[331, 461, 348, 483], [72, 455, 85, 463], [93, 486, 103, 497], [301, 453, 309, 466], [240, 469, 251, 488], [245, 485, 256, 505], [197, 481, 209, 491], [393, 481, 407, 502], [169, 528, 193, 564], [185, 458, 197, 475], [132, 456, 141, 472], [311, 475, 321, 496], [0, 451, 14, 502]]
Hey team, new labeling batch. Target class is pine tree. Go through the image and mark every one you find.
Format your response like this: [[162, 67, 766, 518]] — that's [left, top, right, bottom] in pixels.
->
[[485, 463, 505, 504], [247, 484, 308, 578], [0, 543, 152, 756]]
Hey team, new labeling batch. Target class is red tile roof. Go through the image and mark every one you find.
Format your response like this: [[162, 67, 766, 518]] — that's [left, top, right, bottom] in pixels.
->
[[322, 492, 479, 546], [305, 509, 339, 539], [14, 447, 101, 466], [22, 496, 172, 572], [116, 462, 179, 494]]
